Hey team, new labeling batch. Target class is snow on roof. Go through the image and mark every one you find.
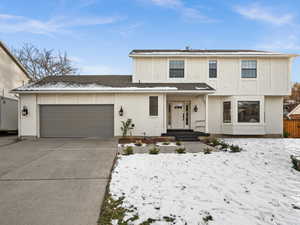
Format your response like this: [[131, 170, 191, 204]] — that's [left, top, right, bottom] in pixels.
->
[[15, 82, 178, 91], [129, 49, 298, 57]]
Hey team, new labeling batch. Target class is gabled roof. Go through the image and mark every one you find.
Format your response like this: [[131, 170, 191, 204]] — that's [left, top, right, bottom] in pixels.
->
[[12, 75, 215, 93], [129, 49, 298, 58], [0, 41, 31, 80], [287, 103, 300, 119]]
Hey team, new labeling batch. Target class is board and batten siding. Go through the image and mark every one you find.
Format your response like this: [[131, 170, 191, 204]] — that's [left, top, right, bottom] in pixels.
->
[[0, 46, 29, 99], [132, 57, 291, 96], [19, 93, 166, 138]]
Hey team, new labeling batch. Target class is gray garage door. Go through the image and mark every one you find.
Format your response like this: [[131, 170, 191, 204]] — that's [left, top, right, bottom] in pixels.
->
[[40, 105, 114, 138]]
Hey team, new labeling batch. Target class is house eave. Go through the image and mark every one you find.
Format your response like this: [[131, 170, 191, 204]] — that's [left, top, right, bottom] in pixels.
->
[[12, 90, 215, 94], [129, 53, 299, 58]]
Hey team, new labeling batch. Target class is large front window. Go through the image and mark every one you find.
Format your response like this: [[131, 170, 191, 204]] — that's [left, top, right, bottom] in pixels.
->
[[241, 60, 257, 78], [223, 101, 231, 123], [169, 60, 184, 78], [238, 101, 260, 123]]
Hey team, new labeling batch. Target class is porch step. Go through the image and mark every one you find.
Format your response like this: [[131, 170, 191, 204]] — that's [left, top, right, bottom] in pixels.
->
[[162, 129, 210, 141]]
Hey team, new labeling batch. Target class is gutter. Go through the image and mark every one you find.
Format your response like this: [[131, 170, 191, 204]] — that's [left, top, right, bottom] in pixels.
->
[[11, 90, 215, 94], [129, 54, 299, 58]]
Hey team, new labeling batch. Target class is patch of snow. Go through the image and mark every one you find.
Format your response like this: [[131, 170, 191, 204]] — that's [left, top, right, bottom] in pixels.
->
[[131, 52, 283, 56], [118, 143, 147, 148], [109, 138, 300, 225], [195, 86, 210, 90], [156, 142, 178, 147], [16, 82, 178, 91]]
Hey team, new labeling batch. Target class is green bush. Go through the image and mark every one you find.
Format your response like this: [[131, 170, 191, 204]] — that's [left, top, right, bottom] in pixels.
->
[[229, 145, 242, 153], [149, 147, 160, 154], [162, 141, 170, 145], [175, 147, 186, 154], [219, 140, 229, 150], [176, 141, 182, 146], [203, 147, 212, 154], [210, 138, 221, 147], [123, 146, 134, 155], [283, 130, 290, 138]]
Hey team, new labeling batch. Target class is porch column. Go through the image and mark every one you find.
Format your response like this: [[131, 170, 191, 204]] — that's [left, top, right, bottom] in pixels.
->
[[205, 94, 209, 133]]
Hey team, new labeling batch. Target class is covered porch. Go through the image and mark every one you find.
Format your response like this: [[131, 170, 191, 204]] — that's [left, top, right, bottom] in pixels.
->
[[164, 93, 210, 139]]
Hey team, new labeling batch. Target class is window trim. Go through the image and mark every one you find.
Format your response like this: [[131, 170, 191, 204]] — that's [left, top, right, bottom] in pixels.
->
[[240, 59, 258, 79], [168, 59, 185, 79], [223, 101, 231, 124], [149, 96, 159, 117], [237, 100, 260, 123], [208, 59, 218, 79]]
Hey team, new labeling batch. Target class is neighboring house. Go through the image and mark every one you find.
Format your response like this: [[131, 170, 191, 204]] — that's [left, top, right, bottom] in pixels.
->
[[0, 41, 30, 132], [13, 49, 297, 139], [287, 104, 300, 119]]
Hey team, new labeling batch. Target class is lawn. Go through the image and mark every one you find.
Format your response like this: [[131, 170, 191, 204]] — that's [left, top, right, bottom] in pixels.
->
[[100, 139, 300, 225]]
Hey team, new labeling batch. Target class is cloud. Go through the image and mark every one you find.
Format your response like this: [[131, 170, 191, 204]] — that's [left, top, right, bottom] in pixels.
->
[[118, 22, 143, 38], [256, 34, 300, 51], [0, 13, 122, 35], [234, 3, 294, 26], [148, 0, 217, 23]]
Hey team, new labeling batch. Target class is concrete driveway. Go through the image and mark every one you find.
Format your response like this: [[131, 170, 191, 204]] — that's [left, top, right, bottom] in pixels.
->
[[0, 138, 117, 225]]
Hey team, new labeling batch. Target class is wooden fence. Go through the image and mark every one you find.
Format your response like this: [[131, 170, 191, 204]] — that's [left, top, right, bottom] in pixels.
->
[[284, 119, 300, 138]]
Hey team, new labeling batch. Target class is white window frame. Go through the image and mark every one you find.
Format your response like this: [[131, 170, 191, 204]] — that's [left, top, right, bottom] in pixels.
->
[[168, 59, 186, 80], [240, 59, 258, 80], [208, 59, 218, 79]]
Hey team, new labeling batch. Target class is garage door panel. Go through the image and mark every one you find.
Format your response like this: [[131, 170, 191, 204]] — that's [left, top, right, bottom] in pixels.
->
[[40, 105, 114, 138]]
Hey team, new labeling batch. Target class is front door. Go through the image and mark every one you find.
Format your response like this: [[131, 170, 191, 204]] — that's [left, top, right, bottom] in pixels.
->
[[169, 102, 188, 129]]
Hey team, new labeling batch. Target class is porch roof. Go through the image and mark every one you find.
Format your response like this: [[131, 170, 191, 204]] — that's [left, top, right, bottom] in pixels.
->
[[12, 75, 215, 94]]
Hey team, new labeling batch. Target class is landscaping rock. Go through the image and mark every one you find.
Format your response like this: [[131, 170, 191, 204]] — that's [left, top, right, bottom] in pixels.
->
[[291, 155, 300, 171]]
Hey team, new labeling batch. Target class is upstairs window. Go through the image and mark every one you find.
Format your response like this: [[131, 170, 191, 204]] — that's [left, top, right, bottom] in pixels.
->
[[241, 60, 257, 78], [209, 60, 217, 78], [223, 101, 231, 123], [238, 101, 260, 123], [149, 96, 158, 116], [169, 60, 184, 78]]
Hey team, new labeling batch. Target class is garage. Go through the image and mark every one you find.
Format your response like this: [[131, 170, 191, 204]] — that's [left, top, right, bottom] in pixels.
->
[[40, 105, 114, 138]]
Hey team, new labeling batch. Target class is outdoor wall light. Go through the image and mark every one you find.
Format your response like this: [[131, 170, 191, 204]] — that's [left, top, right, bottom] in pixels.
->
[[119, 106, 124, 116], [193, 105, 198, 112], [22, 106, 29, 116]]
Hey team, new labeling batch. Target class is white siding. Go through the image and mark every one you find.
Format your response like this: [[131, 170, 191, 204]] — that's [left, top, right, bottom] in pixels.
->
[[265, 96, 283, 134], [0, 47, 29, 99], [20, 93, 166, 137], [132, 57, 291, 96]]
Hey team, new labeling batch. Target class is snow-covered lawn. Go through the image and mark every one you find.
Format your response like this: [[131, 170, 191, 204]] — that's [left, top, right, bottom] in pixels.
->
[[108, 139, 300, 225]]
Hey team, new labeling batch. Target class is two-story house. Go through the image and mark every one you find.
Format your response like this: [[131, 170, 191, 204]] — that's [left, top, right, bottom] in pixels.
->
[[13, 49, 297, 139], [0, 41, 30, 132]]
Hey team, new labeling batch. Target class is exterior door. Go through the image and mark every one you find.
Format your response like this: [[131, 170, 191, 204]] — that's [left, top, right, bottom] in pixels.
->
[[170, 102, 186, 129]]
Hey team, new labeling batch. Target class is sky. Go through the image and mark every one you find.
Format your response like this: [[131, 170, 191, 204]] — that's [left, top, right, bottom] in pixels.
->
[[0, 0, 299, 81]]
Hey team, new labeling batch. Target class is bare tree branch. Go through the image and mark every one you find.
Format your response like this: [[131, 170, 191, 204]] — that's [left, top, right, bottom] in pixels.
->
[[12, 43, 78, 80]]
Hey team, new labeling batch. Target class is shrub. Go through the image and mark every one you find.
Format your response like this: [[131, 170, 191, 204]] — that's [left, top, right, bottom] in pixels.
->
[[120, 119, 134, 137], [135, 140, 143, 146], [210, 138, 220, 147], [219, 141, 229, 150], [175, 147, 186, 154], [162, 141, 170, 145], [123, 146, 134, 155], [229, 145, 242, 153], [176, 141, 182, 146], [149, 147, 160, 154], [291, 155, 300, 171], [203, 148, 212, 154], [283, 130, 290, 138]]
